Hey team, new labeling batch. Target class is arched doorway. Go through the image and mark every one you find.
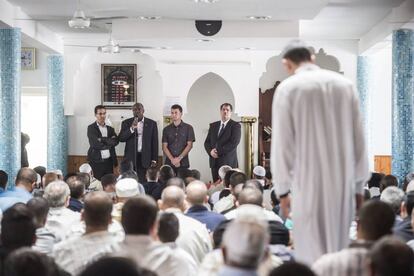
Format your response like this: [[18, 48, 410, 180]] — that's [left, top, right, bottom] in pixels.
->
[[185, 72, 241, 183]]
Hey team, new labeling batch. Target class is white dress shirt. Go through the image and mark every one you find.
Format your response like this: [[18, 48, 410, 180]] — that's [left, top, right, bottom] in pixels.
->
[[217, 119, 230, 136], [45, 206, 81, 243], [53, 230, 121, 275], [130, 117, 145, 152], [97, 122, 110, 159], [118, 235, 195, 276]]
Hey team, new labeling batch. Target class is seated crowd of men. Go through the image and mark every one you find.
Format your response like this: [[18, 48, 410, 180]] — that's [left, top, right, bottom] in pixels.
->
[[0, 165, 413, 276]]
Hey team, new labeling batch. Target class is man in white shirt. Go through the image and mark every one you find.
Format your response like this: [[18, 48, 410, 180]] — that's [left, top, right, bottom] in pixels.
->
[[118, 195, 194, 276], [53, 192, 120, 275], [87, 105, 119, 180], [158, 186, 212, 264], [271, 40, 369, 264], [43, 180, 81, 243]]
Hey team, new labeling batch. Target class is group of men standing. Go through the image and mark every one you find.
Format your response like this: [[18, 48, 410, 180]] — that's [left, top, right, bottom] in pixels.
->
[[87, 102, 241, 183]]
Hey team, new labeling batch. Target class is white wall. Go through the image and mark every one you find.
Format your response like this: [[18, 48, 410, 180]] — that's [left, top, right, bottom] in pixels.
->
[[367, 47, 392, 167], [64, 43, 359, 174], [21, 48, 48, 88]]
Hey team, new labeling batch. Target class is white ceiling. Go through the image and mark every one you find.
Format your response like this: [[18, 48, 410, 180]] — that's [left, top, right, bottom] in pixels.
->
[[6, 0, 412, 50]]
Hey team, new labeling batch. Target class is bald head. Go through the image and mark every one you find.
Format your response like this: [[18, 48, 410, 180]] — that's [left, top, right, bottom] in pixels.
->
[[15, 168, 37, 191], [238, 187, 263, 207], [186, 180, 207, 206], [83, 192, 113, 228], [160, 186, 185, 210]]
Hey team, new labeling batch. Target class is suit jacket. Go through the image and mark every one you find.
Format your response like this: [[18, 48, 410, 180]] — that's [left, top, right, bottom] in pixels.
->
[[204, 119, 241, 168], [118, 117, 158, 168], [87, 122, 119, 166]]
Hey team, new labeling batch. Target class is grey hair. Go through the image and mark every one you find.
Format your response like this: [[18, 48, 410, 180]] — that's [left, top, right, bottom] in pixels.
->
[[222, 218, 269, 269], [43, 180, 70, 207], [380, 186, 405, 215]]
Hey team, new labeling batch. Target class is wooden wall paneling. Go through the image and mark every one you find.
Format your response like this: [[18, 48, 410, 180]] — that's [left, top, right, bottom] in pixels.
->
[[374, 155, 391, 175]]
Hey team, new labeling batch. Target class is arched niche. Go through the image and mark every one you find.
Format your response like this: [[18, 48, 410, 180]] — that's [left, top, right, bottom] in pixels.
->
[[185, 72, 243, 182]]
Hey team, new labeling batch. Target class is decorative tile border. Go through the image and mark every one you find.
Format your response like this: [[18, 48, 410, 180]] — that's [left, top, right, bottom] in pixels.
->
[[47, 55, 68, 175], [0, 28, 21, 187], [392, 29, 414, 184]]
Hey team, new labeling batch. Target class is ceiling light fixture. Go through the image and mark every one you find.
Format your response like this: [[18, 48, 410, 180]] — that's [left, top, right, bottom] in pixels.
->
[[193, 0, 219, 3], [196, 38, 215, 42], [247, 15, 272, 20], [139, 16, 162, 20], [239, 47, 255, 50]]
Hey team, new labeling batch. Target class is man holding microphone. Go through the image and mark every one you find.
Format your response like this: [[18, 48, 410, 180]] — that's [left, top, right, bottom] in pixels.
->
[[119, 103, 159, 183]]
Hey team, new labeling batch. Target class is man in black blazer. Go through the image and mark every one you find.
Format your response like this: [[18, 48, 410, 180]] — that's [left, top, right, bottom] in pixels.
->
[[87, 105, 119, 180], [204, 103, 241, 182], [119, 103, 158, 183]]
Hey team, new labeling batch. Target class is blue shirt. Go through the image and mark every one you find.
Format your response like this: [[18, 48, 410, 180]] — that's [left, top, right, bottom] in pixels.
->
[[185, 205, 226, 232], [0, 187, 33, 211]]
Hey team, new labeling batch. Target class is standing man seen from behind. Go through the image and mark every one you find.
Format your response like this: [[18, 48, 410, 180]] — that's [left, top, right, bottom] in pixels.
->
[[87, 105, 119, 180], [119, 103, 159, 183], [162, 104, 195, 174], [204, 103, 241, 182], [271, 40, 369, 264]]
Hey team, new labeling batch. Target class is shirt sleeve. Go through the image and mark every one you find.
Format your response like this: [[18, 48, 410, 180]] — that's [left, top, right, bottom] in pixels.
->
[[162, 126, 168, 143], [188, 125, 196, 142]]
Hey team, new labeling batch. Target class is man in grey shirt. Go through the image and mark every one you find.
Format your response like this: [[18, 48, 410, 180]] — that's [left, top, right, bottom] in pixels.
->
[[162, 104, 195, 174]]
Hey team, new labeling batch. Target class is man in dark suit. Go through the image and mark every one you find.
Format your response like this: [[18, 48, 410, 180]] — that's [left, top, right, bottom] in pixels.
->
[[204, 103, 241, 182], [119, 103, 158, 183], [87, 105, 119, 180]]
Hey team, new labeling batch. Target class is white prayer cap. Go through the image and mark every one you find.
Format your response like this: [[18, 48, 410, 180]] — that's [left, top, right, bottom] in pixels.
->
[[116, 178, 139, 198], [218, 165, 232, 180], [253, 166, 266, 177], [79, 163, 92, 174], [406, 180, 414, 193]]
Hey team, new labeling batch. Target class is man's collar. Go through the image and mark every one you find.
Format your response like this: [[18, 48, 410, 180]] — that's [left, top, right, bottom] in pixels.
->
[[221, 119, 231, 125], [188, 205, 208, 212], [295, 63, 320, 74], [96, 121, 106, 127]]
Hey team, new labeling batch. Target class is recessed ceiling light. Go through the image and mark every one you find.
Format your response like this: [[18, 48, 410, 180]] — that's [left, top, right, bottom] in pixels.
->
[[239, 47, 255, 50], [247, 15, 272, 20], [139, 16, 162, 20], [155, 46, 172, 50], [196, 38, 215, 42]]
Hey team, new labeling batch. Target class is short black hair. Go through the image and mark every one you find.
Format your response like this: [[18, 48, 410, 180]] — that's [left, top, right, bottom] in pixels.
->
[[358, 200, 395, 241], [15, 168, 37, 186], [368, 172, 384, 188], [101, 174, 117, 189], [191, 169, 201, 180], [1, 203, 36, 250], [64, 172, 77, 182], [283, 47, 312, 64], [404, 191, 414, 217], [27, 197, 49, 228], [146, 167, 158, 181], [94, 105, 106, 114], [5, 248, 60, 276], [33, 166, 46, 178], [0, 170, 8, 189], [223, 170, 237, 188], [120, 171, 139, 183], [159, 165, 175, 184], [158, 213, 179, 243], [76, 172, 91, 189], [229, 172, 247, 188], [369, 237, 414, 276], [66, 175, 85, 199], [269, 262, 316, 276], [122, 196, 158, 235], [79, 256, 144, 276], [171, 104, 183, 113], [220, 103, 233, 111], [177, 168, 192, 180], [243, 179, 264, 193], [380, 174, 398, 193], [219, 189, 231, 199]]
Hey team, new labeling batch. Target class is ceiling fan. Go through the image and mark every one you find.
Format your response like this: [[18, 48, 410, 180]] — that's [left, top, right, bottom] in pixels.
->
[[65, 23, 157, 53], [14, 0, 129, 29]]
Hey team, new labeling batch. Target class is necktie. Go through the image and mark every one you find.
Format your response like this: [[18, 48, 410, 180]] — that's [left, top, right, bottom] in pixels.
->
[[218, 123, 225, 137]]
